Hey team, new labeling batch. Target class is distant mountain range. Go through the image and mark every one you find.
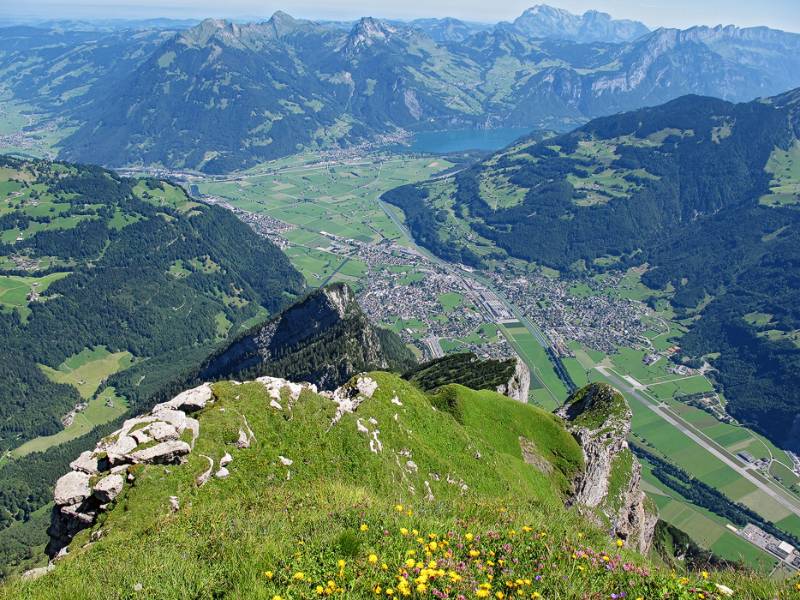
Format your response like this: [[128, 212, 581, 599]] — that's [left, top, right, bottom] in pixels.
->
[[504, 4, 649, 42], [383, 88, 800, 451], [2, 6, 800, 172]]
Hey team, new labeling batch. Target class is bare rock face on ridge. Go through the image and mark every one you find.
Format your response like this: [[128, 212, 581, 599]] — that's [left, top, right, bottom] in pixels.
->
[[46, 383, 213, 557], [557, 382, 657, 553]]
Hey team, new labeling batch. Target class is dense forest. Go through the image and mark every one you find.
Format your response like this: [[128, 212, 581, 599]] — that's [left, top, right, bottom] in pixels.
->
[[386, 89, 800, 450], [0, 156, 304, 573], [403, 352, 518, 392]]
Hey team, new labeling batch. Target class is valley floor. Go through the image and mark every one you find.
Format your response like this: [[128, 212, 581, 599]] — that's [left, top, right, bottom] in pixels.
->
[[189, 149, 800, 575]]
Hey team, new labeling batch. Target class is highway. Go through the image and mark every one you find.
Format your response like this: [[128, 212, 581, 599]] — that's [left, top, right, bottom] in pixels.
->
[[597, 366, 800, 519]]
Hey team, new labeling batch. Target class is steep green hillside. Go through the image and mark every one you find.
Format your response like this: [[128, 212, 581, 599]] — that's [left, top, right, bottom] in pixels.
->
[[0, 156, 303, 570], [385, 89, 800, 451], [3, 373, 789, 598]]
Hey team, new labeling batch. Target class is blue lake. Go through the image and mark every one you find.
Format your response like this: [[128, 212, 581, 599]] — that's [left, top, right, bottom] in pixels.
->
[[405, 127, 533, 154]]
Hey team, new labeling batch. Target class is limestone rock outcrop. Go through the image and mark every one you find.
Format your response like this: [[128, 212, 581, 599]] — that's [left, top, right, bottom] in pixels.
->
[[46, 384, 213, 557], [496, 358, 530, 403], [557, 383, 657, 553]]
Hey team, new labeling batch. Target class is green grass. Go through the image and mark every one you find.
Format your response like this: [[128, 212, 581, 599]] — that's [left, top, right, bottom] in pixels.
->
[[437, 292, 463, 312], [134, 182, 199, 213], [197, 154, 453, 285], [760, 140, 800, 207], [39, 346, 133, 400], [646, 375, 715, 401], [0, 271, 71, 319], [11, 347, 135, 457], [11, 387, 128, 458], [562, 357, 590, 388], [640, 464, 777, 572], [4, 372, 788, 598]]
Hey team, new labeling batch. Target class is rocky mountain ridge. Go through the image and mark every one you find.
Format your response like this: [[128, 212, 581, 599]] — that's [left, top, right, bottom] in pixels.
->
[[507, 4, 649, 43], [10, 368, 788, 597], [201, 284, 416, 390], [403, 352, 531, 402], [558, 383, 657, 553], [36, 374, 652, 582]]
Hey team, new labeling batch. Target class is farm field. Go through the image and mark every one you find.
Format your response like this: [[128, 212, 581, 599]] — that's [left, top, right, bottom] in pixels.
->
[[11, 347, 135, 457], [198, 154, 453, 284], [39, 346, 134, 399], [569, 341, 800, 543], [500, 322, 568, 410], [0, 272, 71, 319], [11, 387, 128, 458], [640, 462, 777, 572]]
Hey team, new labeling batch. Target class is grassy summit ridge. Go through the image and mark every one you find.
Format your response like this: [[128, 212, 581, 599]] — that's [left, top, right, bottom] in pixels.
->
[[3, 374, 794, 598]]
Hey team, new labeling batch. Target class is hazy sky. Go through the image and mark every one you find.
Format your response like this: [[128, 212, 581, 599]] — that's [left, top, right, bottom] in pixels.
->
[[6, 1, 800, 32]]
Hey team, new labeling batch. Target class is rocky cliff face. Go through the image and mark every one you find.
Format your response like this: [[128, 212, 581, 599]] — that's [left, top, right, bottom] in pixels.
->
[[510, 4, 649, 43], [201, 284, 415, 390], [557, 383, 657, 553], [497, 357, 530, 402]]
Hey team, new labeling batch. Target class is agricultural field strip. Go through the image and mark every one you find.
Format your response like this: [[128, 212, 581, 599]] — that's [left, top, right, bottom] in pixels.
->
[[597, 365, 800, 519]]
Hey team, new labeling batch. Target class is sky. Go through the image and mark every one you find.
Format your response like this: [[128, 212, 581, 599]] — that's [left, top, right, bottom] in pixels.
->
[[5, 0, 800, 33]]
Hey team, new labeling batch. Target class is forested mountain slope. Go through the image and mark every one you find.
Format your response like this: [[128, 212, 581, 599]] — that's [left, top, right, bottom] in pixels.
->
[[383, 89, 800, 451], [0, 156, 302, 453], [0, 156, 303, 572], [201, 283, 417, 389]]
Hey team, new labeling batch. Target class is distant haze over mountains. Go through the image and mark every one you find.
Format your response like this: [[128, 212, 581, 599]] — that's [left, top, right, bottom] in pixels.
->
[[1, 5, 800, 171]]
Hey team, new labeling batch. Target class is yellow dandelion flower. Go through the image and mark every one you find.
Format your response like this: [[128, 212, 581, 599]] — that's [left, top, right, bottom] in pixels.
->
[[476, 590, 490, 599], [395, 504, 404, 512], [616, 539, 624, 548], [369, 554, 378, 564], [465, 533, 474, 542], [400, 527, 409, 536], [293, 572, 305, 581], [469, 550, 480, 558], [315, 585, 324, 595], [360, 523, 369, 532], [701, 571, 709, 579], [264, 571, 274, 580]]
